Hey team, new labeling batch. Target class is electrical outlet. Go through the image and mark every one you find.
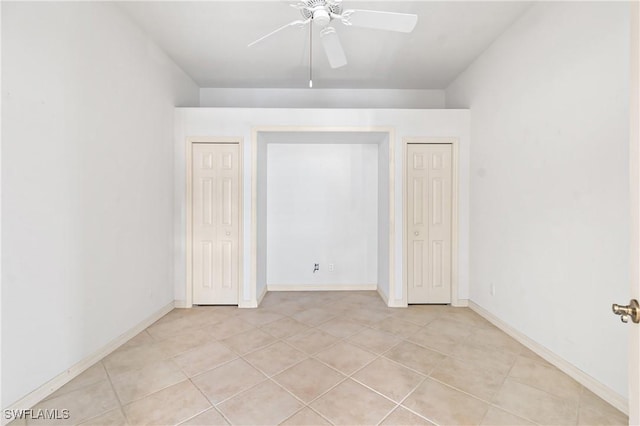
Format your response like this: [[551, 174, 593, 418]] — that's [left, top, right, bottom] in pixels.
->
[[328, 263, 335, 272]]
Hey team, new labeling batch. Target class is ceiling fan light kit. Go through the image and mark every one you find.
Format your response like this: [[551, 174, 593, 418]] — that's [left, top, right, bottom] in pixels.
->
[[248, 0, 418, 87]]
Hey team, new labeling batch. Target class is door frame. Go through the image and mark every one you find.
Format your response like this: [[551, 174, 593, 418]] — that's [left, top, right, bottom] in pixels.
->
[[403, 137, 461, 306], [185, 137, 244, 307], [628, 1, 639, 421]]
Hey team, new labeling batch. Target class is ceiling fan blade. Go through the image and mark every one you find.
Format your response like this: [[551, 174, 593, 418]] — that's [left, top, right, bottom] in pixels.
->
[[320, 27, 347, 69], [248, 19, 310, 47], [341, 9, 418, 33]]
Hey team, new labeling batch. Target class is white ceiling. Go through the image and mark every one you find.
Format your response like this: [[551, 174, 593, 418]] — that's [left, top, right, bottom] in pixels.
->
[[119, 1, 532, 90]]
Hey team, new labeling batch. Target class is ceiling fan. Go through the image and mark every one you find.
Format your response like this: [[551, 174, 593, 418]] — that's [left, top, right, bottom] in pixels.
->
[[248, 0, 418, 70]]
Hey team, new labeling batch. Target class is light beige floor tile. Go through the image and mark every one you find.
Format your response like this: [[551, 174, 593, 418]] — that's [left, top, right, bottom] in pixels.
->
[[266, 301, 307, 316], [281, 408, 331, 426], [372, 317, 422, 338], [243, 341, 307, 376], [191, 358, 267, 404], [258, 293, 292, 307], [493, 378, 578, 425], [446, 308, 494, 329], [310, 379, 396, 425], [221, 328, 276, 355], [381, 407, 435, 426], [102, 342, 168, 377], [173, 308, 232, 329], [448, 342, 517, 375], [110, 359, 186, 404], [517, 346, 554, 367], [79, 408, 128, 426], [408, 319, 471, 354], [467, 327, 525, 355], [577, 388, 628, 426], [180, 408, 229, 425], [123, 380, 211, 426], [509, 355, 582, 402], [291, 308, 335, 326], [390, 306, 441, 326], [403, 378, 489, 426], [7, 418, 26, 426], [384, 341, 446, 375], [187, 307, 238, 326], [273, 358, 345, 403], [346, 307, 392, 326], [146, 316, 195, 340], [158, 309, 190, 321], [173, 341, 238, 377], [217, 381, 303, 425], [234, 309, 284, 326], [259, 317, 309, 339], [480, 406, 535, 426], [316, 317, 366, 338], [348, 328, 402, 354], [153, 328, 213, 358], [352, 357, 424, 402], [47, 363, 109, 400], [28, 381, 118, 425], [203, 317, 255, 340], [285, 329, 340, 355], [118, 331, 155, 351], [315, 341, 376, 375], [430, 356, 508, 402], [424, 318, 474, 339]]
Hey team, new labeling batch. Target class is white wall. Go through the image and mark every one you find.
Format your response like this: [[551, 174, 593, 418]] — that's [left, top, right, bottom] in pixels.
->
[[1, 2, 198, 408], [200, 88, 446, 109], [266, 143, 378, 287], [446, 2, 629, 399], [174, 108, 470, 307]]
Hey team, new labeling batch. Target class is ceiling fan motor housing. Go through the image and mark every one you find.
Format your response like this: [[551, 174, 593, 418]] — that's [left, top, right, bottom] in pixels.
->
[[300, 0, 343, 25]]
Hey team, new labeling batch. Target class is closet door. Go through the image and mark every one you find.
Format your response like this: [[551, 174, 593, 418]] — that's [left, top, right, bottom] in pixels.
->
[[407, 144, 452, 304], [192, 143, 240, 304]]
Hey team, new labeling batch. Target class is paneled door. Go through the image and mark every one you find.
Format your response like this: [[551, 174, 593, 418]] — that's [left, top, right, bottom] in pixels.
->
[[192, 143, 240, 305], [407, 144, 452, 304]]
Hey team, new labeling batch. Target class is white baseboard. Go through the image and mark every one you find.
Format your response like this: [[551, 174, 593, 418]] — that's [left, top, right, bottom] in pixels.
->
[[174, 299, 190, 308], [387, 300, 408, 307], [2, 301, 175, 423], [377, 286, 390, 305], [469, 301, 628, 415], [267, 284, 377, 292], [238, 298, 257, 308], [452, 298, 469, 307], [257, 285, 268, 306]]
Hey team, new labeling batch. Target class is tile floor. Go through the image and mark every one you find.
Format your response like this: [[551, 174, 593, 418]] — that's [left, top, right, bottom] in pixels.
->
[[21, 291, 628, 426]]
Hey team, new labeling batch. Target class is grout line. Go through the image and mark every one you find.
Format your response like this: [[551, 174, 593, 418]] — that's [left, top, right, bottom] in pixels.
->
[[101, 360, 129, 424], [206, 376, 271, 408], [397, 403, 443, 426], [175, 380, 214, 426]]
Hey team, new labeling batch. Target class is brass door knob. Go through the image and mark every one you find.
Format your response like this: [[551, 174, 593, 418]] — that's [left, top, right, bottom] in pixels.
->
[[612, 299, 640, 323]]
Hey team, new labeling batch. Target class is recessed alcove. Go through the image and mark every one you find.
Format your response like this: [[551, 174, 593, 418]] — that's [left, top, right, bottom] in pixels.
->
[[255, 130, 392, 302]]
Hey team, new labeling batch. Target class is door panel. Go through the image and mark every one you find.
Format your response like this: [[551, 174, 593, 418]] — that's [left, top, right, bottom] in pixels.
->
[[192, 144, 240, 305], [407, 144, 452, 304]]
